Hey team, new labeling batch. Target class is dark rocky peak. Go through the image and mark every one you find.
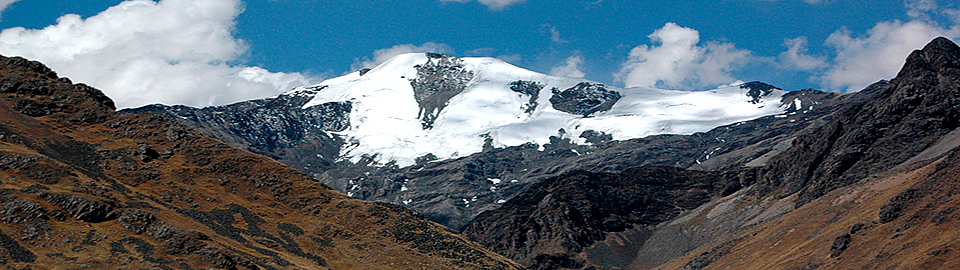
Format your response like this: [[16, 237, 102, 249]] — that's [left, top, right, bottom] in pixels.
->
[[739, 81, 780, 104], [757, 37, 960, 206], [0, 55, 115, 120], [896, 37, 959, 80], [549, 82, 621, 117], [409, 54, 475, 129], [124, 89, 351, 173], [3, 57, 57, 79], [358, 68, 372, 76], [425, 52, 450, 59]]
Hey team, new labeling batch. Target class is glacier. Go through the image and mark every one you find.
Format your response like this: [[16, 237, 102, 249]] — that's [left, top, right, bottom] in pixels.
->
[[297, 53, 788, 167]]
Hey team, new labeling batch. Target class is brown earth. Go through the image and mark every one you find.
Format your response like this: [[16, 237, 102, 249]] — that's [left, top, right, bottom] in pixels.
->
[[659, 148, 960, 270]]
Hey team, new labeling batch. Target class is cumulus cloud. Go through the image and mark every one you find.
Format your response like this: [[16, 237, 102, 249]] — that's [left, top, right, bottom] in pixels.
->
[[550, 55, 586, 78], [905, 0, 938, 20], [615, 23, 752, 89], [439, 0, 525, 10], [353, 42, 453, 70], [0, 0, 314, 109], [947, 9, 960, 24], [818, 21, 959, 92], [779, 36, 828, 70], [775, 0, 959, 92], [814, 20, 959, 92]]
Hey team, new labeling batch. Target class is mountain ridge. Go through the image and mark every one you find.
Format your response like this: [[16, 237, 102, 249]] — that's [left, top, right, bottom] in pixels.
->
[[0, 54, 521, 269], [459, 36, 960, 270], [129, 52, 831, 229]]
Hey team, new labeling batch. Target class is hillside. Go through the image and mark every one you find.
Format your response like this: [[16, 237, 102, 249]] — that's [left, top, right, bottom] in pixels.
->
[[0, 55, 521, 269], [461, 37, 960, 270], [661, 35, 960, 270]]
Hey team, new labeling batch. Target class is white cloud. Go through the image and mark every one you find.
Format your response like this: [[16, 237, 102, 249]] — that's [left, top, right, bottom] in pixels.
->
[[773, 0, 960, 92], [0, 0, 19, 19], [354, 42, 453, 70], [905, 0, 938, 20], [818, 20, 959, 92], [550, 55, 585, 78], [548, 26, 568, 43], [439, 0, 525, 10], [779, 36, 828, 70], [0, 0, 314, 109], [947, 9, 960, 25], [615, 22, 751, 89]]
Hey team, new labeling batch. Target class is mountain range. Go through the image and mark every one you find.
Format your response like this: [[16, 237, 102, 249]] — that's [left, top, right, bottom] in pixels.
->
[[129, 51, 823, 229], [0, 36, 958, 269]]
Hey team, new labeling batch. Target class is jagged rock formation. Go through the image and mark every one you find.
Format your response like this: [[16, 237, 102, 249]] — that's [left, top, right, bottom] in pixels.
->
[[548, 82, 621, 116], [740, 81, 780, 104], [410, 53, 475, 129], [124, 88, 350, 174], [0, 55, 520, 269], [756, 36, 960, 206], [509, 80, 544, 114], [460, 167, 753, 268]]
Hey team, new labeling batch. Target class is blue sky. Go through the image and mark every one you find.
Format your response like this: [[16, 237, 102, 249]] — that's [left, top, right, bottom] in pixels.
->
[[0, 0, 958, 108]]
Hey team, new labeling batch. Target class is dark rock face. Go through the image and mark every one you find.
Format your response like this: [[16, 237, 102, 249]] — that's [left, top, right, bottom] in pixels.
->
[[740, 81, 780, 104], [549, 82, 621, 116], [830, 233, 852, 257], [133, 143, 160, 162], [43, 194, 118, 223], [460, 167, 753, 267], [510, 80, 544, 114], [757, 36, 960, 206], [0, 200, 49, 224], [0, 57, 115, 118], [123, 88, 349, 174], [410, 54, 475, 129]]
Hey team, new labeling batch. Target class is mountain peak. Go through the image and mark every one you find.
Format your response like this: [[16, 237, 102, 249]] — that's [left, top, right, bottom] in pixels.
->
[[898, 37, 960, 78]]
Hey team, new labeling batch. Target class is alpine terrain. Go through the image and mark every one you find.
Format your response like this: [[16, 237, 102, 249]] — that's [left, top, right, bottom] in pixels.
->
[[132, 36, 960, 270], [131, 52, 832, 229], [0, 54, 521, 269], [466, 37, 960, 269]]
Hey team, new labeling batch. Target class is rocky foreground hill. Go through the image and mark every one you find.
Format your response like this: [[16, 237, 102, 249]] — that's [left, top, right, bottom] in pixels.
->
[[0, 55, 520, 269]]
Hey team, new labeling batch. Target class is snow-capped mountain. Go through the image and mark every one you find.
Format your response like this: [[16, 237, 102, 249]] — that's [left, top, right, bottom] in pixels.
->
[[127, 52, 831, 230], [297, 53, 789, 166]]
